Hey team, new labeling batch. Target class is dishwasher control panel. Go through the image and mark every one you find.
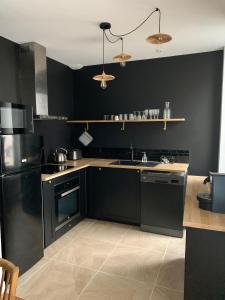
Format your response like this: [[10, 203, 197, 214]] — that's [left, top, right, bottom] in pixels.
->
[[141, 170, 185, 185]]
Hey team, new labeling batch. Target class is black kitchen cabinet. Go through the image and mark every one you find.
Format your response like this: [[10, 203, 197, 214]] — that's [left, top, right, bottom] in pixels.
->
[[42, 169, 86, 247], [185, 227, 225, 300], [87, 167, 140, 224], [42, 178, 55, 247]]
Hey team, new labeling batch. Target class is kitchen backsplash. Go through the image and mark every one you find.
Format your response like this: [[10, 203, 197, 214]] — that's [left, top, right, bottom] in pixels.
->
[[81, 147, 190, 163]]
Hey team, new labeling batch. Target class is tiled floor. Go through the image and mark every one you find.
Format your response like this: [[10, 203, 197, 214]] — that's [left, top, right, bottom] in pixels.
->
[[17, 219, 185, 300]]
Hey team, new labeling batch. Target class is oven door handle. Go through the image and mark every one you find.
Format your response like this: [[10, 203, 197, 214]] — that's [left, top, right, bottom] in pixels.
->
[[60, 186, 80, 197]]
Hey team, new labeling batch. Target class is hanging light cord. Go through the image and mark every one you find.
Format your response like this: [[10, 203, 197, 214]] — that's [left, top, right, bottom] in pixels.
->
[[103, 8, 160, 56], [158, 9, 161, 33], [104, 31, 121, 44], [102, 29, 105, 71], [104, 31, 124, 57], [109, 8, 159, 38]]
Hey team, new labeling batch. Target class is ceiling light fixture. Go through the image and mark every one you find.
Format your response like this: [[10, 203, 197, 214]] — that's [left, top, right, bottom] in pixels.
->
[[92, 23, 115, 90], [146, 9, 172, 44], [93, 8, 172, 89], [113, 38, 132, 67]]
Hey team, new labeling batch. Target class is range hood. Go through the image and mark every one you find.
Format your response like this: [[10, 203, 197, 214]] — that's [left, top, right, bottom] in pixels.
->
[[19, 42, 68, 120]]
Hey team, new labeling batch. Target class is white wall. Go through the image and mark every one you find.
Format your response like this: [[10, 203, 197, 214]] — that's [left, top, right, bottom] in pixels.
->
[[219, 48, 225, 173]]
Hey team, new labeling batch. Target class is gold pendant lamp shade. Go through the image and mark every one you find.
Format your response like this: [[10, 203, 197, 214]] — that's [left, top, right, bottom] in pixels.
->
[[113, 53, 132, 67], [113, 53, 132, 62], [113, 38, 131, 67], [92, 72, 115, 90], [93, 71, 115, 82], [146, 33, 172, 44], [146, 9, 172, 45]]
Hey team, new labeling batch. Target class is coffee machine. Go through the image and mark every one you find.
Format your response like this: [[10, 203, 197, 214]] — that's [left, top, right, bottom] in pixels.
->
[[197, 172, 225, 213]]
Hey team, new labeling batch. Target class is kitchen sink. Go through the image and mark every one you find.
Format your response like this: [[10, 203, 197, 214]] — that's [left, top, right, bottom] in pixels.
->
[[110, 160, 160, 167], [138, 161, 160, 167], [110, 160, 141, 166]]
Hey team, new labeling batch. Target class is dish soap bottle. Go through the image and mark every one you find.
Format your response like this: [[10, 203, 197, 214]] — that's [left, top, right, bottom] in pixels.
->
[[163, 101, 171, 119]]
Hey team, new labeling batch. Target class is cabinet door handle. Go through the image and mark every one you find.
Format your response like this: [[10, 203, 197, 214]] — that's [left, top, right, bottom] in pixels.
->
[[137, 170, 140, 173], [99, 168, 102, 171]]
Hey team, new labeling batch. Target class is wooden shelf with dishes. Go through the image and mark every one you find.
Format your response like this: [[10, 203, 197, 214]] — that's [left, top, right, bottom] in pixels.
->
[[67, 118, 186, 131]]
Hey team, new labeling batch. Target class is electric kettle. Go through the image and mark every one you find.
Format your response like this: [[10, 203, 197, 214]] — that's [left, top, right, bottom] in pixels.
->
[[53, 148, 68, 164]]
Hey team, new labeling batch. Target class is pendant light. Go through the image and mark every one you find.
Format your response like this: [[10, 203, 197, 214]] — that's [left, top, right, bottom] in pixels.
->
[[93, 8, 172, 87], [113, 38, 132, 67], [146, 9, 172, 44], [92, 24, 115, 89], [105, 8, 172, 65]]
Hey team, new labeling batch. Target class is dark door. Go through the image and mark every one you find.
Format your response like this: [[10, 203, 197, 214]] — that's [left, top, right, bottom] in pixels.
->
[[54, 176, 81, 231], [87, 167, 104, 219], [42, 180, 55, 247], [141, 182, 184, 231], [0, 134, 43, 174], [1, 167, 43, 274], [100, 168, 140, 224], [87, 167, 140, 224], [43, 170, 86, 248]]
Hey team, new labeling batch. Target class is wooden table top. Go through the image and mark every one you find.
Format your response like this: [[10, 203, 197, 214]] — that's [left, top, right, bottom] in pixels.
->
[[183, 175, 225, 232], [41, 158, 189, 181]]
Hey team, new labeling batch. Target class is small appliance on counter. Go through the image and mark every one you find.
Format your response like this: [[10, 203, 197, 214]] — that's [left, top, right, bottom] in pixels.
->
[[197, 172, 225, 213], [52, 148, 67, 164], [68, 149, 82, 161]]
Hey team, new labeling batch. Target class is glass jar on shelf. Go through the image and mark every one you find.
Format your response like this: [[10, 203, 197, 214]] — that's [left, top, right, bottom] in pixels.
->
[[163, 101, 171, 119]]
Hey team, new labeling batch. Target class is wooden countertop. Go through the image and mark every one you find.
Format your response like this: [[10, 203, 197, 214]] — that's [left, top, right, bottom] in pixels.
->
[[41, 158, 189, 182], [183, 175, 225, 232], [42, 163, 225, 232]]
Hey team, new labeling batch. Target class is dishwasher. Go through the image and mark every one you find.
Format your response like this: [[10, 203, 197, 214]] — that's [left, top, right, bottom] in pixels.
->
[[140, 170, 186, 238]]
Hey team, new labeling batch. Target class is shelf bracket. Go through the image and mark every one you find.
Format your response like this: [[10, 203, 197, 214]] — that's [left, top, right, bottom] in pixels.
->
[[163, 120, 167, 131], [121, 122, 125, 131]]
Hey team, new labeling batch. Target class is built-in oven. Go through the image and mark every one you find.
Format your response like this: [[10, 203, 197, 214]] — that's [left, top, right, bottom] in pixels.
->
[[54, 175, 81, 232], [0, 102, 33, 134]]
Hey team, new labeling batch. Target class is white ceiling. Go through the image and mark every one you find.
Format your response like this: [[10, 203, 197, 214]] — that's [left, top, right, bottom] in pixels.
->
[[0, 0, 225, 68]]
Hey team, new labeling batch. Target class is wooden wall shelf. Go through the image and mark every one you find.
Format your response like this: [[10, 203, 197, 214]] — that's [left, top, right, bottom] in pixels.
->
[[67, 118, 185, 131]]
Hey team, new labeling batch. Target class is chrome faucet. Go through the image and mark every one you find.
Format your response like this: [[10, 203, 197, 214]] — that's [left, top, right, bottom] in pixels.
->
[[130, 144, 134, 161]]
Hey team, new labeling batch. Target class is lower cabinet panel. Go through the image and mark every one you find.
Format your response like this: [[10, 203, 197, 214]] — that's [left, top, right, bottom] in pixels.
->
[[185, 227, 225, 300], [87, 167, 140, 224]]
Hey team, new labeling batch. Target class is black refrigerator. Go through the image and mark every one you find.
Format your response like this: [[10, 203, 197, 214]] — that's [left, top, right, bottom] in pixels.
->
[[0, 134, 43, 274]]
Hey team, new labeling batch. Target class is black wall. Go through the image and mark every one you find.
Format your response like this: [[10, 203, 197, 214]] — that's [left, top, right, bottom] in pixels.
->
[[0, 37, 74, 162], [74, 51, 223, 175], [0, 35, 223, 175]]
